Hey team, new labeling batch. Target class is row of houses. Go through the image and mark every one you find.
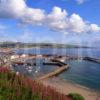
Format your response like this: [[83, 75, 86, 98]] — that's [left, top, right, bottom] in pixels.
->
[[10, 54, 43, 60]]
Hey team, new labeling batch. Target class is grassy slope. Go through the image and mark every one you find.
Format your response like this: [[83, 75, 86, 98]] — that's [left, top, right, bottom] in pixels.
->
[[0, 67, 71, 100]]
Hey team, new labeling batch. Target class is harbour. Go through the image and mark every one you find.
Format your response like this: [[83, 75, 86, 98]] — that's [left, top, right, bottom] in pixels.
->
[[0, 47, 100, 91]]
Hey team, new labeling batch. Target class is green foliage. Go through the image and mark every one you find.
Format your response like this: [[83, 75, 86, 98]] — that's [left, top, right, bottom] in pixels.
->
[[68, 93, 85, 100], [0, 69, 40, 100], [0, 67, 69, 100]]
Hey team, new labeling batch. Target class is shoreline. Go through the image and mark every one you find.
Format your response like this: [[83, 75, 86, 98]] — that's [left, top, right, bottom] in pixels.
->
[[58, 77, 100, 92], [40, 77, 100, 100]]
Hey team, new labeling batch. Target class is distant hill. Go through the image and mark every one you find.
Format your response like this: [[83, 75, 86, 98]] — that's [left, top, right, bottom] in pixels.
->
[[0, 41, 91, 48]]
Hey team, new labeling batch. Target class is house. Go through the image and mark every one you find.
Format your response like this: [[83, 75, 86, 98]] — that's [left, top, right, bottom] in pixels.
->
[[20, 54, 29, 58], [10, 55, 20, 60]]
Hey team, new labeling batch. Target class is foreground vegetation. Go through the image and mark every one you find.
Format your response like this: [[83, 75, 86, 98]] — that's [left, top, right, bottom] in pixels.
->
[[68, 93, 84, 100], [0, 67, 72, 100]]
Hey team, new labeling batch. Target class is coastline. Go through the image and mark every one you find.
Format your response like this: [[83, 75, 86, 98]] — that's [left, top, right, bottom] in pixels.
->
[[58, 77, 100, 92], [40, 77, 100, 100], [1, 47, 100, 100]]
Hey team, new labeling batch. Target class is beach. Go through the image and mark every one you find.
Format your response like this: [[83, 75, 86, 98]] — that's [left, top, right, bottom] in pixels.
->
[[41, 77, 100, 100]]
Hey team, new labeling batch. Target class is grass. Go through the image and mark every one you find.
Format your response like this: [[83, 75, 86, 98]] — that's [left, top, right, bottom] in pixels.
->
[[0, 67, 72, 100], [68, 93, 85, 100]]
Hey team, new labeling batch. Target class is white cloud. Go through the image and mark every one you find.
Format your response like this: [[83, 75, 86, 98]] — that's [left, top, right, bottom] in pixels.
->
[[89, 24, 100, 33], [69, 13, 86, 33], [47, 7, 68, 21], [0, 0, 45, 25], [0, 0, 100, 34], [0, 33, 15, 42], [21, 8, 45, 25], [18, 32, 33, 42], [75, 0, 86, 4], [0, 24, 7, 30], [0, 0, 26, 18], [46, 7, 68, 31]]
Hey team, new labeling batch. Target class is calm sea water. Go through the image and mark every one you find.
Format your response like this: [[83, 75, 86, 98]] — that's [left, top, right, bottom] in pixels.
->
[[13, 64, 57, 79], [14, 48, 100, 91], [59, 60, 100, 91], [15, 48, 100, 58]]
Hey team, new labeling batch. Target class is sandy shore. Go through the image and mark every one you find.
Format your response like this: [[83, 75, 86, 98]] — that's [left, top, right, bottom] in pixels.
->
[[40, 77, 100, 100]]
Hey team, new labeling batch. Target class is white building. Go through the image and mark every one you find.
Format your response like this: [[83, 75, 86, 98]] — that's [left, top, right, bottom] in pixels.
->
[[20, 54, 28, 58], [36, 55, 43, 58], [10, 55, 20, 60]]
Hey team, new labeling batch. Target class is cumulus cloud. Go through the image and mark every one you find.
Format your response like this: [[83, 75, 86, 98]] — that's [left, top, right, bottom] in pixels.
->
[[0, 0, 100, 34], [69, 13, 86, 33], [46, 7, 68, 31], [0, 0, 45, 25], [0, 0, 26, 18], [89, 24, 100, 33], [21, 8, 45, 25]]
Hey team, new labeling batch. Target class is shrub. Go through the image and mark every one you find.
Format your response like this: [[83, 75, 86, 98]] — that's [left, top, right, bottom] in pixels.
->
[[0, 67, 71, 100], [68, 93, 85, 100]]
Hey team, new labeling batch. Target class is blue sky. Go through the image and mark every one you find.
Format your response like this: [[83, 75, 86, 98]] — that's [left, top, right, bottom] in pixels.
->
[[0, 0, 100, 46]]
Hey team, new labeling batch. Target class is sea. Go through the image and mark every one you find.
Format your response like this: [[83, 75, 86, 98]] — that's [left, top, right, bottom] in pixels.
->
[[14, 48, 100, 91]]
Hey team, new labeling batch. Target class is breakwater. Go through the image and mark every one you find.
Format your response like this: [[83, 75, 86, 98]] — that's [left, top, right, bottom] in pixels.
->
[[36, 64, 69, 81], [83, 57, 100, 64]]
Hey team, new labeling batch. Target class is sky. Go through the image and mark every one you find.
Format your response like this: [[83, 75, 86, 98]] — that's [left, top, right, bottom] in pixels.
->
[[0, 0, 100, 46]]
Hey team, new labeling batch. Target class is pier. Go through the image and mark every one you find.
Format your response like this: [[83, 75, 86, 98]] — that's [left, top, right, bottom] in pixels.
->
[[83, 57, 100, 64], [10, 55, 70, 81], [43, 59, 67, 66], [12, 61, 33, 66], [36, 64, 69, 81]]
